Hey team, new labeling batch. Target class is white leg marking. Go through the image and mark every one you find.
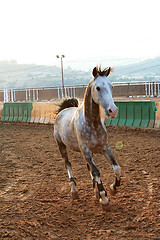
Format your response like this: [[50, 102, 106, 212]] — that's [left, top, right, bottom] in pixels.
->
[[99, 191, 109, 205], [90, 172, 94, 180], [67, 166, 72, 179], [95, 176, 101, 184], [95, 176, 109, 205], [113, 165, 121, 178], [110, 184, 115, 191]]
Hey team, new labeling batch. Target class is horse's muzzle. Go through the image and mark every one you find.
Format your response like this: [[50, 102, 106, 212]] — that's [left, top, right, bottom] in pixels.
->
[[106, 105, 118, 119]]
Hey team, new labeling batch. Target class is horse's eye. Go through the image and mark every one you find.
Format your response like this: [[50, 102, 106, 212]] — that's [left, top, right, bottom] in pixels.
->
[[96, 86, 101, 91]]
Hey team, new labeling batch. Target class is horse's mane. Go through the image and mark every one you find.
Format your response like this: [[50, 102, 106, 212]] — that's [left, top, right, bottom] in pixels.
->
[[57, 98, 79, 113]]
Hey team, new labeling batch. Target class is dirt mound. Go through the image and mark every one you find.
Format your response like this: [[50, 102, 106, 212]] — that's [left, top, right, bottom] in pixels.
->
[[0, 123, 159, 239]]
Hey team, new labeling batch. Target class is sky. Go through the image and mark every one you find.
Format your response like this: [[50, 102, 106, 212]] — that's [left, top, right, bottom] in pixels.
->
[[0, 0, 160, 69]]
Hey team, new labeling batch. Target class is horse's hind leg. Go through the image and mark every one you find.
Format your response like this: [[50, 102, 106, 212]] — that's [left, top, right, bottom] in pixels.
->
[[56, 140, 79, 199], [103, 144, 121, 195]]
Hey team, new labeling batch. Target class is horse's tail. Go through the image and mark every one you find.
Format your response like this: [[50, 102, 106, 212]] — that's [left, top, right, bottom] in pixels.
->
[[57, 98, 79, 113]]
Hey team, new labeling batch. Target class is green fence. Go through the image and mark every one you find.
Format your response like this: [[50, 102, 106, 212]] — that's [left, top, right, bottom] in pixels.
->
[[0, 101, 157, 127], [1, 103, 33, 123], [106, 101, 157, 128]]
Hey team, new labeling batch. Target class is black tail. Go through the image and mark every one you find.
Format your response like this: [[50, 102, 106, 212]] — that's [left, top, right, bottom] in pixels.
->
[[57, 98, 79, 113]]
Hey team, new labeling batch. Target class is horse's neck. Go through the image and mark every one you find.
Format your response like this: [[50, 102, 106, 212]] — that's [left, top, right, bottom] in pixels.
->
[[83, 83, 101, 127]]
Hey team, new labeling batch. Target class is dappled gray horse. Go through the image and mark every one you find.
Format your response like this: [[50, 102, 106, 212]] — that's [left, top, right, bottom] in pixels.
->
[[54, 66, 121, 210]]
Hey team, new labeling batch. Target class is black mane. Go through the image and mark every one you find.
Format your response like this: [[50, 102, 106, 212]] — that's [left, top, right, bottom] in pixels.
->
[[58, 98, 79, 113]]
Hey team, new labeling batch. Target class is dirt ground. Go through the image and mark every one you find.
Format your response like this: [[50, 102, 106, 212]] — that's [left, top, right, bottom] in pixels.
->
[[0, 122, 160, 240]]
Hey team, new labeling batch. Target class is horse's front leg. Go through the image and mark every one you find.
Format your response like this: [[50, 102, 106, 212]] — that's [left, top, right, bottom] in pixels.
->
[[81, 145, 109, 210], [103, 144, 121, 195], [86, 163, 99, 199]]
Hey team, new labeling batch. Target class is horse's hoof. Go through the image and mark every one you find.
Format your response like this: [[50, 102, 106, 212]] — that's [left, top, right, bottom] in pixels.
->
[[109, 184, 117, 196], [71, 191, 79, 200], [102, 203, 110, 211]]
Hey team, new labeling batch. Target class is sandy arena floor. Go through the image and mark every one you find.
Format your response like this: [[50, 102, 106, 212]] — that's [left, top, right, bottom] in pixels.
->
[[0, 122, 160, 239]]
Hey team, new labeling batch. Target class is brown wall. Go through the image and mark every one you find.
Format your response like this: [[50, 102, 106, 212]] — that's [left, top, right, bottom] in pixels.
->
[[0, 92, 3, 101], [75, 87, 86, 98], [113, 84, 146, 97], [38, 89, 59, 100]]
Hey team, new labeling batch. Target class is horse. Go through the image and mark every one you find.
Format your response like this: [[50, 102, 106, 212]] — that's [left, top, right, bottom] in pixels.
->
[[54, 66, 121, 210]]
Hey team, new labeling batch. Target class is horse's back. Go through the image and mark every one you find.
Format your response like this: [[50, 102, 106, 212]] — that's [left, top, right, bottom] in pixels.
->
[[55, 106, 79, 126], [54, 107, 80, 151]]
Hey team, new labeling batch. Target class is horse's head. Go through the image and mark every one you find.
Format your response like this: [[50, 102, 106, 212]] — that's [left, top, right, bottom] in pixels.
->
[[91, 66, 118, 119]]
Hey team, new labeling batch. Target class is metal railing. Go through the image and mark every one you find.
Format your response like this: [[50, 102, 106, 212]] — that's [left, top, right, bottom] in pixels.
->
[[0, 81, 160, 102]]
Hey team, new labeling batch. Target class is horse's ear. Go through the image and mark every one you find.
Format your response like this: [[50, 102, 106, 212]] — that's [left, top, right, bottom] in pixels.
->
[[105, 67, 113, 77], [92, 67, 98, 77]]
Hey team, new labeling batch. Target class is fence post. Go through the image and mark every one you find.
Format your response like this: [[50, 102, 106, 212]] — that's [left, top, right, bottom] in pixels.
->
[[154, 82, 157, 96], [26, 89, 28, 101], [11, 89, 14, 102], [64, 87, 67, 98], [3, 90, 5, 103], [145, 82, 147, 96], [4, 89, 10, 102], [151, 82, 154, 97], [148, 82, 151, 96], [57, 88, 60, 99], [28, 89, 31, 101], [61, 87, 63, 98], [13, 90, 16, 102], [67, 87, 70, 97], [158, 83, 160, 97], [73, 87, 75, 98]]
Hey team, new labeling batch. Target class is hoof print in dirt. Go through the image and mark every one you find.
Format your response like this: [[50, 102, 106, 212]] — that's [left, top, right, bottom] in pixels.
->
[[109, 186, 117, 196], [71, 191, 79, 200], [102, 203, 110, 211]]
